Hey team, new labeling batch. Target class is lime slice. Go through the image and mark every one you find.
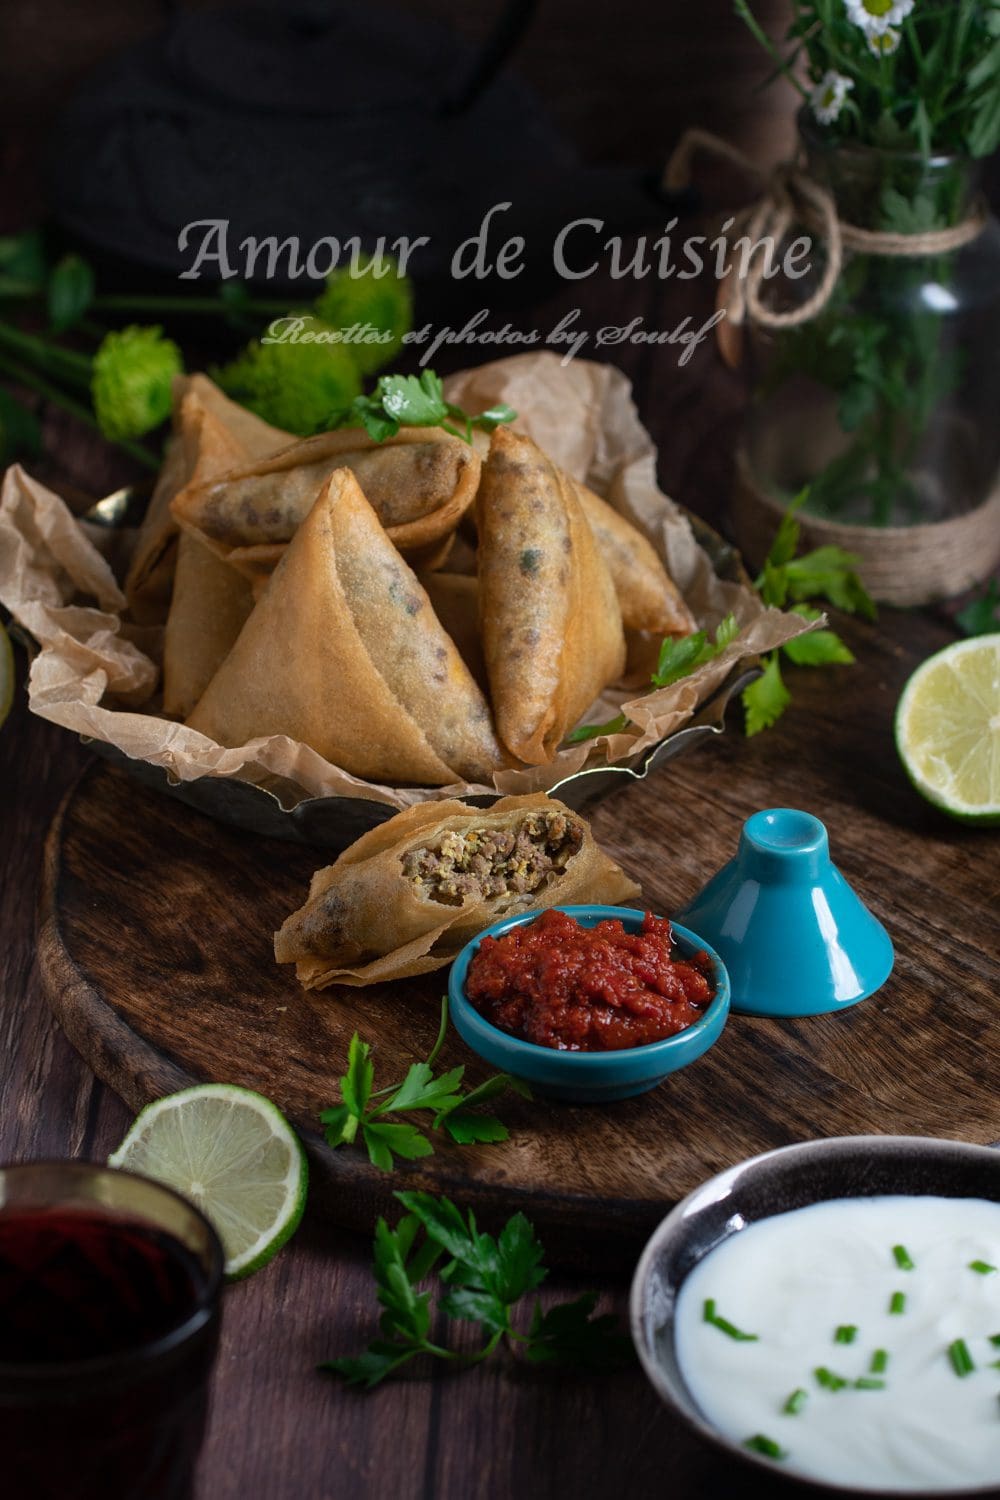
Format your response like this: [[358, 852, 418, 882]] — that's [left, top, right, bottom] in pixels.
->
[[108, 1084, 308, 1279], [0, 623, 14, 730], [895, 636, 1000, 825]]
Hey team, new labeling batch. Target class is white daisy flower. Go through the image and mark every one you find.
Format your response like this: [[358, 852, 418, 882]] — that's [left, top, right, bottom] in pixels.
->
[[867, 26, 901, 55], [811, 70, 855, 126], [844, 0, 914, 37]]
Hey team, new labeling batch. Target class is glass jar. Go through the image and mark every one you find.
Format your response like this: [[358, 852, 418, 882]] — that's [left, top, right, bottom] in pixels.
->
[[742, 116, 1000, 529]]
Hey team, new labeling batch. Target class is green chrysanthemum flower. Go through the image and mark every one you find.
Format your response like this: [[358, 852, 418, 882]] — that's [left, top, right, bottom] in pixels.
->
[[91, 325, 183, 441], [214, 325, 363, 435], [313, 255, 413, 376]]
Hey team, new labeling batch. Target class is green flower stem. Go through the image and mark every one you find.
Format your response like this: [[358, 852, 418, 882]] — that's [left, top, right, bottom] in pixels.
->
[[0, 350, 159, 471], [0, 322, 92, 388], [92, 293, 293, 317]]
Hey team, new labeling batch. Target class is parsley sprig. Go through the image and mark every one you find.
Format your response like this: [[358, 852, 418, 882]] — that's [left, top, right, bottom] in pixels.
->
[[319, 999, 528, 1171], [742, 493, 876, 736], [567, 612, 739, 743], [322, 1191, 633, 1388], [331, 368, 516, 444]]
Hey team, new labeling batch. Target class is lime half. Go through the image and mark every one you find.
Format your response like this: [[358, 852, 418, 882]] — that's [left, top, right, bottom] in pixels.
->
[[109, 1084, 308, 1279], [0, 623, 14, 730], [895, 635, 1000, 825]]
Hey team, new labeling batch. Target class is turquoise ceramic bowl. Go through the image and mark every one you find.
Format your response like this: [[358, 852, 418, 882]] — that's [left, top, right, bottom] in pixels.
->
[[448, 905, 730, 1103]]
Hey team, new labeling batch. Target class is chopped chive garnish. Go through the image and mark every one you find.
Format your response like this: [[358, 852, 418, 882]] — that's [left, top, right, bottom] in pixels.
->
[[948, 1339, 975, 1377], [814, 1366, 848, 1392], [990, 1334, 1000, 1347], [854, 1377, 886, 1390], [783, 1388, 808, 1415], [989, 1360, 1000, 1370], [745, 1434, 786, 1459], [870, 1349, 889, 1374], [703, 1298, 758, 1341], [969, 1260, 997, 1275], [892, 1244, 915, 1271], [834, 1324, 858, 1345], [889, 1291, 906, 1315]]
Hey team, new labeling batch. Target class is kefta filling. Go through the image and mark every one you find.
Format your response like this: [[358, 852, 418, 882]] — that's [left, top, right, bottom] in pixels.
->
[[401, 811, 584, 906]]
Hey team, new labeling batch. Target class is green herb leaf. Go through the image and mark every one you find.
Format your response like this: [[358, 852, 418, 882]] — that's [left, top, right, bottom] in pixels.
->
[[325, 1193, 631, 1388], [783, 606, 855, 667], [319, 1000, 520, 1169], [440, 1112, 510, 1145], [341, 1034, 375, 1117], [783, 1387, 808, 1415], [742, 654, 791, 736], [889, 1290, 906, 1315], [834, 1325, 858, 1345], [854, 1377, 887, 1391], [814, 1366, 848, 1392], [871, 1348, 889, 1374], [969, 1260, 997, 1275], [565, 712, 628, 744], [893, 1244, 916, 1271], [362, 1121, 435, 1171], [332, 368, 516, 445], [948, 1338, 975, 1377], [956, 581, 1000, 638], [567, 611, 739, 744], [524, 1292, 634, 1370]]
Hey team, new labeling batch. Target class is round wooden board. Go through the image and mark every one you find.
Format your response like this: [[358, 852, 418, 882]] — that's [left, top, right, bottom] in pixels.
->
[[38, 733, 1000, 1272]]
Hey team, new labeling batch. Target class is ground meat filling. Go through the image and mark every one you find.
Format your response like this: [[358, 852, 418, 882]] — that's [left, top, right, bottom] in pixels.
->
[[401, 812, 584, 906]]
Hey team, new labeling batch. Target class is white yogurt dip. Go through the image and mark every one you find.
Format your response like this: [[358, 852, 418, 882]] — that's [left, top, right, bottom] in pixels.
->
[[674, 1195, 1000, 1492]]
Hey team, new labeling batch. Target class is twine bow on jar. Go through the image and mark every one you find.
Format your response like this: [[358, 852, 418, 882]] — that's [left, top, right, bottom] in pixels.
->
[[663, 127, 989, 343]]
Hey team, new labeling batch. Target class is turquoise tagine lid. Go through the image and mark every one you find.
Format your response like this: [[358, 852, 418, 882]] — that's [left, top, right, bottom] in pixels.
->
[[675, 808, 894, 1018]]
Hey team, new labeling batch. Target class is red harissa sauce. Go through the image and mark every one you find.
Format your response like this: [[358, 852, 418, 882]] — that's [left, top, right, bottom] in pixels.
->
[[465, 908, 714, 1052]]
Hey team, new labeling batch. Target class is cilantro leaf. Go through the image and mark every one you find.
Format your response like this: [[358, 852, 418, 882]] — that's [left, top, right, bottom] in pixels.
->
[[742, 654, 791, 736], [362, 1122, 435, 1172], [494, 1213, 547, 1305], [956, 580, 1000, 637], [440, 1112, 510, 1145], [318, 998, 523, 1169], [525, 1293, 635, 1370], [567, 612, 739, 743], [652, 630, 709, 687], [380, 370, 447, 426], [783, 629, 855, 667], [784, 546, 876, 620], [320, 1344, 417, 1388], [331, 369, 516, 445], [318, 1103, 354, 1148], [782, 606, 855, 666], [340, 1034, 374, 1117], [565, 712, 628, 744]]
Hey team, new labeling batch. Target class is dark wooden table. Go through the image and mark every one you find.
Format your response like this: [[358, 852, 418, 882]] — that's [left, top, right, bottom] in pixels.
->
[[3, 229, 999, 1500]]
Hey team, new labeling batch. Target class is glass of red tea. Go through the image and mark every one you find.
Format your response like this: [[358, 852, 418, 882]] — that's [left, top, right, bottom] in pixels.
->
[[0, 1161, 224, 1500]]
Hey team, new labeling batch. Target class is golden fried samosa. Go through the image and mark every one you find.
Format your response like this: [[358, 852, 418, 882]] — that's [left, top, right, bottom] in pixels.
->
[[274, 794, 641, 988], [124, 374, 292, 621], [162, 534, 254, 718], [420, 572, 486, 690], [575, 486, 695, 637], [477, 427, 625, 764], [185, 468, 507, 785], [170, 426, 480, 576]]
